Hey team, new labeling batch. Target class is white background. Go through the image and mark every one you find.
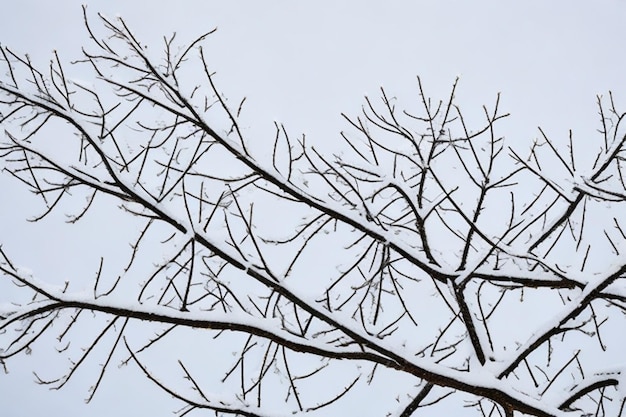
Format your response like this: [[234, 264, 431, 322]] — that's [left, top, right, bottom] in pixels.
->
[[1, 1, 626, 416]]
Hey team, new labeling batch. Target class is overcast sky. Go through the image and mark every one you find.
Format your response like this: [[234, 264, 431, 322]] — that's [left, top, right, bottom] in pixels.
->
[[2, 1, 626, 416]]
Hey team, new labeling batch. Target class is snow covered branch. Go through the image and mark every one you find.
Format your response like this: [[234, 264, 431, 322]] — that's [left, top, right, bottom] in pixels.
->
[[2, 9, 626, 417]]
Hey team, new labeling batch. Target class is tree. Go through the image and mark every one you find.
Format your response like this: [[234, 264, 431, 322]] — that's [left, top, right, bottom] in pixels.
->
[[1, 10, 625, 417]]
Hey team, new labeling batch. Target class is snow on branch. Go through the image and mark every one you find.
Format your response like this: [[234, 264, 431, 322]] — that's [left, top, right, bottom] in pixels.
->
[[1, 9, 626, 417]]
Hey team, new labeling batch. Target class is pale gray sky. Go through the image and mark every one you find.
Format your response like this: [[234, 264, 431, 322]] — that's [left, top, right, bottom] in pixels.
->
[[1, 1, 626, 416]]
